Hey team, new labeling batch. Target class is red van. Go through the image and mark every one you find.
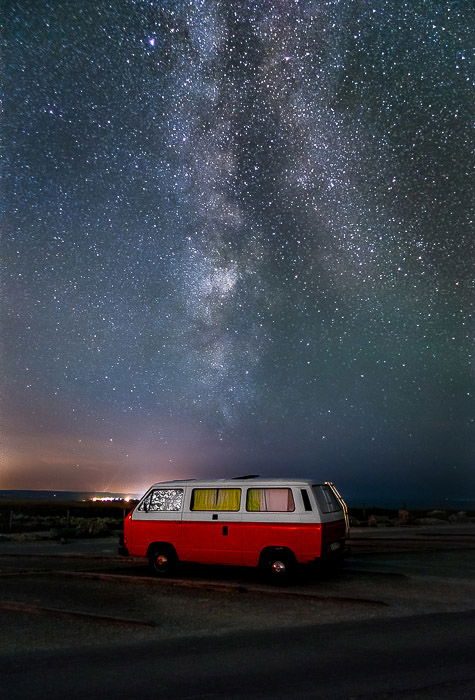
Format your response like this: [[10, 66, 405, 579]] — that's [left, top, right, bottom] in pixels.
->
[[121, 477, 348, 581]]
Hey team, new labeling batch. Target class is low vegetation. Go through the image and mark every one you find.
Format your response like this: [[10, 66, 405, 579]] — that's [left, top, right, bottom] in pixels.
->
[[0, 499, 137, 540], [349, 507, 474, 527], [0, 499, 473, 541]]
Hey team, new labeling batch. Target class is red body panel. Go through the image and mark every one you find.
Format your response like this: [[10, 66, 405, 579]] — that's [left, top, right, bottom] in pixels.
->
[[125, 517, 181, 558], [125, 516, 346, 566], [239, 522, 323, 565], [178, 521, 243, 565], [322, 519, 346, 541]]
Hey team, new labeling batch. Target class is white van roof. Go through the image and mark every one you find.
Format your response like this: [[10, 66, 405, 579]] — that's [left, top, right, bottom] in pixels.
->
[[148, 478, 326, 489]]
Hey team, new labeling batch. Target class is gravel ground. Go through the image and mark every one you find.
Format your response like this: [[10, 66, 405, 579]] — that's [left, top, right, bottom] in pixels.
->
[[2, 526, 475, 700], [1, 524, 474, 655]]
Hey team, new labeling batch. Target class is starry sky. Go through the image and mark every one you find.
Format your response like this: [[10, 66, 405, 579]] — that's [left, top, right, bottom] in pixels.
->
[[2, 0, 473, 504]]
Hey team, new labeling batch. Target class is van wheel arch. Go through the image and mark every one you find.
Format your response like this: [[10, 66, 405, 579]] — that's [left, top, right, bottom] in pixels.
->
[[147, 542, 177, 576]]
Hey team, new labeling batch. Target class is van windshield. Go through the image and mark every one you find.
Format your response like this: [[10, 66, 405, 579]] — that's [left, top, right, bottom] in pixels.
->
[[138, 488, 184, 512]]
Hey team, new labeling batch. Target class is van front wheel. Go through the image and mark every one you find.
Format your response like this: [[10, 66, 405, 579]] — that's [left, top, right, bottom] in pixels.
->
[[148, 546, 176, 576]]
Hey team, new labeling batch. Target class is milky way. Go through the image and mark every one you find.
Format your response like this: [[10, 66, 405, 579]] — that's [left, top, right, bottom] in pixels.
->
[[2, 0, 473, 503]]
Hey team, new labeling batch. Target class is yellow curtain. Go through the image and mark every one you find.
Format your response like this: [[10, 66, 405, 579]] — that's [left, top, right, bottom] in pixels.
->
[[216, 489, 240, 511], [192, 488, 241, 511], [192, 489, 217, 510], [246, 488, 263, 511]]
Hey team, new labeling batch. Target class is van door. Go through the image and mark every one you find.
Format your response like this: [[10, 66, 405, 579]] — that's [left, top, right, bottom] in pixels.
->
[[129, 487, 185, 557], [180, 487, 243, 565]]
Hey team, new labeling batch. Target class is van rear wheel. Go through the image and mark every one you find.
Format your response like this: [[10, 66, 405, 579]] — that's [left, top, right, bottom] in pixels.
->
[[261, 550, 295, 585], [148, 546, 176, 576]]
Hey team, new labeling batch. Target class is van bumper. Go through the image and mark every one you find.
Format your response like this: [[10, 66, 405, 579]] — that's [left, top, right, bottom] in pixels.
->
[[325, 539, 346, 556], [315, 539, 347, 563]]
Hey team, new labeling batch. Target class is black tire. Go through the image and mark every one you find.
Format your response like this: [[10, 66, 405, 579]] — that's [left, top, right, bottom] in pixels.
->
[[148, 546, 176, 576], [261, 550, 295, 585]]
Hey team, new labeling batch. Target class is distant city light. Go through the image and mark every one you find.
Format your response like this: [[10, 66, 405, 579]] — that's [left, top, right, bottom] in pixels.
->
[[89, 496, 135, 502]]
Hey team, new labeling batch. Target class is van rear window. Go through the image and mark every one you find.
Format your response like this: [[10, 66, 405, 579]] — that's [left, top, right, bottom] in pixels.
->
[[191, 488, 241, 511], [246, 488, 295, 512], [138, 488, 184, 512], [312, 484, 341, 513]]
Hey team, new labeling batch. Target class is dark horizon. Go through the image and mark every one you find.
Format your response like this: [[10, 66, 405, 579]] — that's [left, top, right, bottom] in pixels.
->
[[3, 1, 473, 502], [1, 485, 474, 512]]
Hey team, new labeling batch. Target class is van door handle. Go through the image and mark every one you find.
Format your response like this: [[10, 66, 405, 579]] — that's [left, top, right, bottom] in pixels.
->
[[222, 526, 228, 536]]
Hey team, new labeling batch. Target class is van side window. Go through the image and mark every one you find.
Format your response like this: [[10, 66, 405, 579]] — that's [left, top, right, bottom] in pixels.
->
[[191, 488, 241, 511], [139, 489, 183, 512], [246, 488, 295, 512], [312, 485, 341, 513], [301, 489, 312, 511]]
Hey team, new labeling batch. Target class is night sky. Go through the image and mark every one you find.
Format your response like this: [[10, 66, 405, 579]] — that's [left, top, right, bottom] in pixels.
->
[[2, 0, 473, 504]]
